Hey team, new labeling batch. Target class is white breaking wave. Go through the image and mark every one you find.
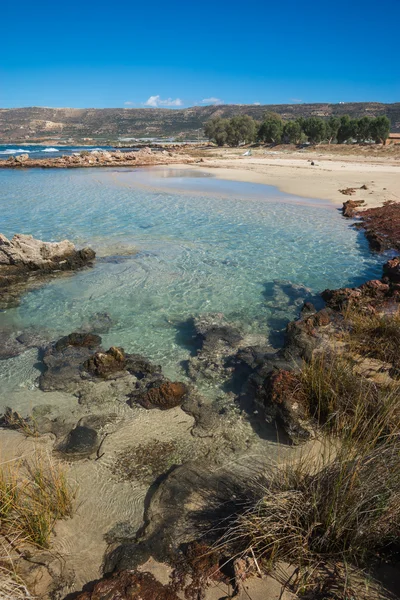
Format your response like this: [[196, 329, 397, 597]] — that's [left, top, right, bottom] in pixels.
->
[[90, 148, 104, 152], [0, 149, 31, 155], [42, 148, 59, 152]]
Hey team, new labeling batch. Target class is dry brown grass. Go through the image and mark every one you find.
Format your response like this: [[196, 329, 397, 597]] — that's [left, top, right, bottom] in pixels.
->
[[0, 454, 74, 548], [299, 352, 400, 443], [345, 307, 400, 374], [0, 566, 33, 599], [217, 439, 400, 599], [214, 346, 400, 598]]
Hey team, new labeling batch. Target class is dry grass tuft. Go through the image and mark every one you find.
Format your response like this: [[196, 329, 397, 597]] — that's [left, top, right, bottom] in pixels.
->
[[0, 454, 74, 548], [299, 352, 400, 443], [345, 307, 400, 374], [0, 566, 33, 599], [218, 440, 400, 598]]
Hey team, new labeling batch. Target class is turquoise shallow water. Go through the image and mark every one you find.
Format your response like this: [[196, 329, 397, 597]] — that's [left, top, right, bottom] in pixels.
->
[[0, 167, 384, 385]]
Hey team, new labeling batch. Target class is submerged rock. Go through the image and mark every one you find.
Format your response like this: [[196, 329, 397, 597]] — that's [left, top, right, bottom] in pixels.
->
[[128, 377, 188, 410], [0, 327, 50, 359], [0, 233, 95, 308], [62, 425, 99, 456], [39, 333, 102, 393], [187, 313, 244, 384], [79, 312, 114, 334], [126, 354, 162, 379]]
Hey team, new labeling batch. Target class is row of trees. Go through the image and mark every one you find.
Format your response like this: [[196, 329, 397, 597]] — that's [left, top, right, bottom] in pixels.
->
[[204, 113, 391, 147]]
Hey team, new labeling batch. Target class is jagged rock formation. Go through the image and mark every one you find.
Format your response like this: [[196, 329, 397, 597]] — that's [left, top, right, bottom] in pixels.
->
[[0, 233, 95, 308]]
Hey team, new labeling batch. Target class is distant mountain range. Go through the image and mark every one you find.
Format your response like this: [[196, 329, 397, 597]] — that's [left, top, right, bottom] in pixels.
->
[[1, 103, 399, 142]]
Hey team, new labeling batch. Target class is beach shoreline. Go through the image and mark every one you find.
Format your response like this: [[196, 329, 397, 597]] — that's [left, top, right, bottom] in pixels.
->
[[173, 148, 400, 208]]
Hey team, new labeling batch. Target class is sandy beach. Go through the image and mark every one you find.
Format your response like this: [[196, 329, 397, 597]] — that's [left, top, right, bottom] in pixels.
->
[[178, 148, 400, 208]]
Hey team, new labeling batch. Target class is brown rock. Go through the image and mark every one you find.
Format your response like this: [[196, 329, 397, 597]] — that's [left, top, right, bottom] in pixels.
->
[[54, 332, 101, 351], [339, 187, 357, 196], [131, 379, 188, 410], [342, 199, 365, 217], [84, 346, 126, 378], [310, 308, 332, 327], [74, 570, 179, 600]]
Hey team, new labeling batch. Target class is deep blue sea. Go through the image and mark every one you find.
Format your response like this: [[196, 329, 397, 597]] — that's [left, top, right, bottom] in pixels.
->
[[0, 166, 385, 388], [0, 144, 139, 159]]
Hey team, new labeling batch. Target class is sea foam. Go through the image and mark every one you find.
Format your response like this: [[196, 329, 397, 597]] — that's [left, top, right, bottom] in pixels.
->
[[0, 149, 31, 155]]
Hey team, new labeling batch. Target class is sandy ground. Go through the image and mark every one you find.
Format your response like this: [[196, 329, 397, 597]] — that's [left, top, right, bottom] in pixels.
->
[[176, 149, 400, 208]]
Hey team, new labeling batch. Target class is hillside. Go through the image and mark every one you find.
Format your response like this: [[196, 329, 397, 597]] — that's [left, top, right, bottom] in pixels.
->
[[1, 102, 399, 142]]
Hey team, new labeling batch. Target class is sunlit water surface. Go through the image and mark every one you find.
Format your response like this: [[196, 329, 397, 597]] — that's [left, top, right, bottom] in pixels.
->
[[0, 167, 384, 389]]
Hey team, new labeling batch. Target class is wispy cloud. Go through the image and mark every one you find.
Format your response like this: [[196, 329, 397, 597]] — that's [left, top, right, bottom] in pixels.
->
[[290, 98, 303, 103], [124, 101, 134, 106], [201, 97, 224, 105], [253, 102, 261, 105], [144, 95, 183, 108]]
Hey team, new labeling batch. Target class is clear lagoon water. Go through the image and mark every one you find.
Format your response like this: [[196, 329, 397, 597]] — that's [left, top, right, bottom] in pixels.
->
[[0, 166, 384, 385]]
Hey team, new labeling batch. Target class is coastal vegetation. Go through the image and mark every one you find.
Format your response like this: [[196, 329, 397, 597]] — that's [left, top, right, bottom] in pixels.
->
[[206, 249, 400, 597], [0, 103, 398, 143], [0, 454, 73, 548], [204, 113, 391, 146]]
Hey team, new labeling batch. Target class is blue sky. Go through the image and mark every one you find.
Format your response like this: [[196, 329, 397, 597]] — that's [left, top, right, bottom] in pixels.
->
[[1, 0, 399, 108]]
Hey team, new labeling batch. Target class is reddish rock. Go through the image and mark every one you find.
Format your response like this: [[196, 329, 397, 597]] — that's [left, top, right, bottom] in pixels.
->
[[130, 379, 188, 410], [74, 570, 179, 600], [342, 199, 365, 217], [310, 308, 332, 327], [354, 201, 400, 252], [84, 346, 126, 378]]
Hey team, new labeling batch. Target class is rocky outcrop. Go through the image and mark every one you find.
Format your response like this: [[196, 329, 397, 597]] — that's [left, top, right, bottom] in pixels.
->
[[73, 570, 179, 600], [38, 332, 187, 413], [0, 233, 95, 308], [322, 272, 399, 312], [283, 307, 335, 361], [351, 201, 400, 252], [0, 148, 195, 169], [342, 199, 365, 217]]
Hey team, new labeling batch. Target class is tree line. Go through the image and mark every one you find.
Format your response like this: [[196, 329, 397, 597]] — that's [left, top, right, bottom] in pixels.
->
[[204, 113, 391, 147]]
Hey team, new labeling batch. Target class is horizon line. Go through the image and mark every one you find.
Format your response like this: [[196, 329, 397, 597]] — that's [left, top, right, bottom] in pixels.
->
[[1, 100, 399, 111]]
